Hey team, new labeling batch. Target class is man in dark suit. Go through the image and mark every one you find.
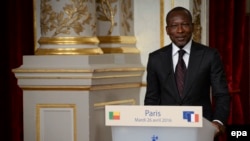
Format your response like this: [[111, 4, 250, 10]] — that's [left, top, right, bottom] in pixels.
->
[[144, 6, 230, 137]]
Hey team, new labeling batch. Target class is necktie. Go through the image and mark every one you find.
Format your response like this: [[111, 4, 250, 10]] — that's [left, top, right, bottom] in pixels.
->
[[175, 49, 186, 97]]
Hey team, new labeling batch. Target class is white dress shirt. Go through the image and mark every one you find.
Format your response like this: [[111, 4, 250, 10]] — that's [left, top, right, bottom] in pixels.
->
[[172, 40, 192, 72]]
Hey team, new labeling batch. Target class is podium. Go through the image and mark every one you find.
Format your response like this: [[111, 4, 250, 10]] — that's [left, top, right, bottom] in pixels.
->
[[105, 105, 217, 141]]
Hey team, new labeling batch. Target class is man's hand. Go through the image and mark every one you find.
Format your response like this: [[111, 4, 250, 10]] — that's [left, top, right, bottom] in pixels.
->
[[212, 121, 226, 136]]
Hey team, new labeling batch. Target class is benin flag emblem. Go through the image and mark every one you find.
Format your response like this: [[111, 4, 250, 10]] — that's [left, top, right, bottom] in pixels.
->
[[109, 111, 120, 120]]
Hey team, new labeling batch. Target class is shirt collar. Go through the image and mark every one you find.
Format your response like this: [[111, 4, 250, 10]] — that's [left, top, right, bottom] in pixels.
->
[[172, 40, 192, 56]]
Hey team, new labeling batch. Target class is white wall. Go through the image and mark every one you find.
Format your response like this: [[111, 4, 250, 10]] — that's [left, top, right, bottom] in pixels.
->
[[134, 0, 160, 105]]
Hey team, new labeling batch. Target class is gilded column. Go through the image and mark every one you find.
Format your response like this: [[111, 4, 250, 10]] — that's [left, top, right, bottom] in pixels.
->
[[96, 0, 139, 53], [192, 0, 202, 43], [34, 0, 103, 55]]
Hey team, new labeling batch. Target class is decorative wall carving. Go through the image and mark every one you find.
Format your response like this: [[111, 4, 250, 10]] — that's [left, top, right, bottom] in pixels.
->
[[96, 0, 133, 36], [96, 0, 118, 35], [121, 0, 133, 35], [40, 0, 95, 37], [192, 0, 202, 43]]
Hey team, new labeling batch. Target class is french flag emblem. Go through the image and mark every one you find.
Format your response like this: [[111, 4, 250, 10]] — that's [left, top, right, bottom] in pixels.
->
[[183, 111, 199, 122]]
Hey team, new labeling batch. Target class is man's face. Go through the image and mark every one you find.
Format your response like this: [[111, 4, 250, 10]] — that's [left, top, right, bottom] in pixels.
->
[[166, 10, 193, 48]]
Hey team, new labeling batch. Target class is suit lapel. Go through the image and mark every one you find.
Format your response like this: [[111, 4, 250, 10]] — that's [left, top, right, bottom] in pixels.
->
[[183, 42, 204, 99], [159, 44, 181, 101]]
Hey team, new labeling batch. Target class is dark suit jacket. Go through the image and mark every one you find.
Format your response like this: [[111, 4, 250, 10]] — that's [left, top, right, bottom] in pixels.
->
[[144, 41, 230, 124]]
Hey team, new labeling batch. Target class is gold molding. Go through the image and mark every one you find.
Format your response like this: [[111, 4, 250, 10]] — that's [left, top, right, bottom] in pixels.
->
[[20, 83, 142, 91], [12, 69, 93, 73], [15, 74, 142, 79], [12, 67, 145, 73], [98, 36, 136, 44], [33, 0, 38, 51], [38, 37, 99, 45], [160, 0, 165, 47], [21, 86, 91, 91], [35, 48, 104, 55], [171, 0, 175, 8], [93, 67, 145, 72], [90, 83, 141, 91], [36, 104, 77, 141], [101, 47, 140, 54], [141, 82, 147, 87], [94, 99, 136, 109]]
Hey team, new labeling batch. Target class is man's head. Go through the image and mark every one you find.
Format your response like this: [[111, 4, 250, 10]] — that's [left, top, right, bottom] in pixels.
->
[[166, 7, 194, 48]]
